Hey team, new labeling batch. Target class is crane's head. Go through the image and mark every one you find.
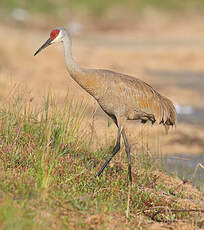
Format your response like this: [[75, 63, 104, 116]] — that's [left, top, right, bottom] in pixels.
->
[[34, 27, 66, 56]]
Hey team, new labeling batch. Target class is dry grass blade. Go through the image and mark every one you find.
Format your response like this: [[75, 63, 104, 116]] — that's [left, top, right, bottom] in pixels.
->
[[191, 163, 204, 182]]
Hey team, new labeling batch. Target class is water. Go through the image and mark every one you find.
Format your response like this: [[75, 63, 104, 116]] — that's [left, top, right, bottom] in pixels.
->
[[177, 107, 204, 125], [146, 69, 204, 93], [161, 153, 204, 189], [147, 69, 204, 187], [146, 69, 204, 125]]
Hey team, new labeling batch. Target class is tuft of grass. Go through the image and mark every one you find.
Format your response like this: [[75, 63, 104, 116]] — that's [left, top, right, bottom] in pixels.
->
[[0, 87, 203, 229], [0, 89, 89, 198]]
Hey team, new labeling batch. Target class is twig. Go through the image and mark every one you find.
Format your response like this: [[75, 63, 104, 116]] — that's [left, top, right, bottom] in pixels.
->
[[140, 205, 204, 222], [146, 207, 204, 222], [170, 209, 204, 213]]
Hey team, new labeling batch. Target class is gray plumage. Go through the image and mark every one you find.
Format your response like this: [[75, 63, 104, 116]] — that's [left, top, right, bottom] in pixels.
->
[[34, 27, 176, 183]]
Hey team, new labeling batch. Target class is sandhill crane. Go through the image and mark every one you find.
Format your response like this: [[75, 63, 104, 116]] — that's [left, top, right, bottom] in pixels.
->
[[34, 27, 176, 183]]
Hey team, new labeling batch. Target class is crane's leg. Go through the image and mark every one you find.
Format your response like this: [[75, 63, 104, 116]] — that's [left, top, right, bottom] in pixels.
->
[[96, 127, 121, 177], [121, 129, 132, 184]]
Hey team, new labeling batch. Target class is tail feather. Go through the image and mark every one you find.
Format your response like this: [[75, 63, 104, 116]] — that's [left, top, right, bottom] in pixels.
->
[[143, 89, 176, 129], [160, 95, 176, 128]]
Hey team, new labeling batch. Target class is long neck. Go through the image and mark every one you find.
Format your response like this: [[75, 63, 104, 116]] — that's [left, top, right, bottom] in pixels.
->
[[63, 34, 85, 85], [62, 32, 101, 98]]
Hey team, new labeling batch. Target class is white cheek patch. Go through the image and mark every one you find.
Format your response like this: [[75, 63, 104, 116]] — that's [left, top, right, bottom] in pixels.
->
[[52, 31, 63, 43]]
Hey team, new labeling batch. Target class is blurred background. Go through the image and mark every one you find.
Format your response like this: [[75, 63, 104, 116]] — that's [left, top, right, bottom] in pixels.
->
[[0, 0, 204, 182]]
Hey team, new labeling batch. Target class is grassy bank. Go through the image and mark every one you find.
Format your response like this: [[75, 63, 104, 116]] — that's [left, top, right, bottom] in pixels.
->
[[0, 88, 203, 229]]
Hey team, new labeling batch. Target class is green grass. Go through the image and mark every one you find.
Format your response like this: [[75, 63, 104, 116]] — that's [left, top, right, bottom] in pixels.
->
[[0, 88, 203, 229], [1, 0, 204, 15]]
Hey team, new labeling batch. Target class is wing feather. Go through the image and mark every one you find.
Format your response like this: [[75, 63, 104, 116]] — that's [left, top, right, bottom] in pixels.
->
[[90, 69, 176, 126], [104, 70, 176, 126]]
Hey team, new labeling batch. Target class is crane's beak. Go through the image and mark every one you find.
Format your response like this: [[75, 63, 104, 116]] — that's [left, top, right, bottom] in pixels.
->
[[34, 38, 52, 56]]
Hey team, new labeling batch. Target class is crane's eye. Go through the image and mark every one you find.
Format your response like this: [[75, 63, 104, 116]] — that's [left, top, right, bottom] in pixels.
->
[[50, 29, 60, 40]]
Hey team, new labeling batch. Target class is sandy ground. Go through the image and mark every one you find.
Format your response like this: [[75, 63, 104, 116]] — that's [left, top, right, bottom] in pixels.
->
[[0, 18, 204, 157]]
